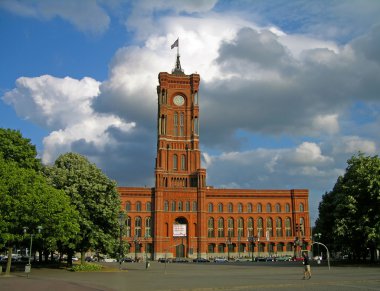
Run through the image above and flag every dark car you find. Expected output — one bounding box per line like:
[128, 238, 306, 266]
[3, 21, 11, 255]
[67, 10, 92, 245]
[172, 257, 189, 263]
[158, 257, 171, 263]
[193, 258, 210, 263]
[121, 257, 135, 263]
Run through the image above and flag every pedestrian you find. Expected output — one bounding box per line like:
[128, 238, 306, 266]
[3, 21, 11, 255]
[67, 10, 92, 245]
[302, 251, 311, 279]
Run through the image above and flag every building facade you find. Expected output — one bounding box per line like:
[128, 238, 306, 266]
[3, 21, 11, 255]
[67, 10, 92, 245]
[118, 55, 310, 260]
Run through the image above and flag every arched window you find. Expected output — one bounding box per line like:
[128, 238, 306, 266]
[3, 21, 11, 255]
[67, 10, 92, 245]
[218, 203, 223, 213]
[247, 217, 254, 237]
[178, 201, 183, 211]
[247, 203, 253, 213]
[218, 218, 224, 237]
[174, 112, 178, 136]
[285, 203, 290, 213]
[238, 203, 243, 213]
[257, 217, 263, 238]
[181, 154, 186, 170]
[185, 201, 190, 211]
[194, 117, 199, 135]
[266, 203, 272, 213]
[285, 217, 292, 237]
[228, 203, 233, 213]
[146, 202, 151, 212]
[227, 218, 234, 238]
[173, 154, 178, 170]
[208, 217, 215, 238]
[135, 217, 142, 237]
[180, 112, 184, 136]
[125, 201, 131, 212]
[300, 217, 305, 236]
[276, 217, 283, 237]
[208, 203, 214, 213]
[136, 201, 141, 212]
[164, 200, 169, 212]
[257, 203, 262, 213]
[192, 201, 197, 211]
[237, 217, 244, 237]
[145, 217, 152, 237]
[126, 216, 131, 237]
[299, 203, 304, 212]
[275, 203, 281, 213]
[266, 217, 273, 238]
[171, 201, 176, 211]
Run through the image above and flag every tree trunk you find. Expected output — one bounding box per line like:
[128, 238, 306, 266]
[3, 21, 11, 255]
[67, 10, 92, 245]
[67, 251, 73, 268]
[5, 246, 13, 276]
[81, 250, 85, 265]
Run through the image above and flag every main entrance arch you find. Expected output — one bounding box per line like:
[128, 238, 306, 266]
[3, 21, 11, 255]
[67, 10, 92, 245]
[174, 217, 188, 257]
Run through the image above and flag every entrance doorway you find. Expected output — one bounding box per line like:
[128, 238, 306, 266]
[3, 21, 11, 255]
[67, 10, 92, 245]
[176, 244, 185, 257]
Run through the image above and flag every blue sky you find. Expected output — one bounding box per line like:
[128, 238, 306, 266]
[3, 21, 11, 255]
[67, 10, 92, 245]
[1, 0, 380, 224]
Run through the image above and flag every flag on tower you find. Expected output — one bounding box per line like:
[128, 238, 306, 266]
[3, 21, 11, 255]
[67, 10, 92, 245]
[171, 38, 179, 49]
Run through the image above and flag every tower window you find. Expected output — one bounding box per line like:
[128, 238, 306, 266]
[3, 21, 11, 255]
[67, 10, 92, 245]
[173, 154, 178, 170]
[181, 154, 186, 170]
[180, 112, 184, 136]
[174, 112, 178, 136]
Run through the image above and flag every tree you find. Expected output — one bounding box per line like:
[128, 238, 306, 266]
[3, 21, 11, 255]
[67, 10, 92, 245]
[45, 153, 121, 265]
[316, 153, 380, 261]
[0, 157, 80, 275]
[0, 128, 41, 170]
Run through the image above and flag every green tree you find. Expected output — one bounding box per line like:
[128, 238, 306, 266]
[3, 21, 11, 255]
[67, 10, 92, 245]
[0, 128, 41, 170]
[45, 153, 121, 265]
[0, 157, 80, 275]
[316, 153, 380, 261]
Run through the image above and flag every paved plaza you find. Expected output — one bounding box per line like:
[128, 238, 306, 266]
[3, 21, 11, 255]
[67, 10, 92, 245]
[1, 261, 379, 291]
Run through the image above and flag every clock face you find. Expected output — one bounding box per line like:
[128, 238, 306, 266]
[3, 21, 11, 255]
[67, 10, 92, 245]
[173, 95, 185, 106]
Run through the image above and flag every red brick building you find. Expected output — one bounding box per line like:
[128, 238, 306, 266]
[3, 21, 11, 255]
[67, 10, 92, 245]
[118, 54, 310, 260]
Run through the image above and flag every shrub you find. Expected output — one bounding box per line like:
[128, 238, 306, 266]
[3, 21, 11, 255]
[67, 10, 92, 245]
[70, 263, 103, 272]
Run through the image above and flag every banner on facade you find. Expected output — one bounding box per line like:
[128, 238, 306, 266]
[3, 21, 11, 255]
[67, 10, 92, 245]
[173, 224, 187, 237]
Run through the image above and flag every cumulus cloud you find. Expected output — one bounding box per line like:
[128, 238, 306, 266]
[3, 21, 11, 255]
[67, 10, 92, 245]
[2, 75, 135, 164]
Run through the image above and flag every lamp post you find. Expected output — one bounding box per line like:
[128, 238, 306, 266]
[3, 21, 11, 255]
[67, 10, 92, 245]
[23, 226, 42, 278]
[144, 235, 150, 269]
[118, 212, 125, 269]
[133, 235, 140, 262]
[314, 233, 322, 261]
[226, 237, 231, 261]
[248, 236, 256, 262]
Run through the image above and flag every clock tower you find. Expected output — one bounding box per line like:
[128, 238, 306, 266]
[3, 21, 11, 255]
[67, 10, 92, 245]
[154, 54, 206, 189]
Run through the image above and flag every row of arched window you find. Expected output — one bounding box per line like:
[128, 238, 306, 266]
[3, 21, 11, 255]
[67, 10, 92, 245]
[124, 201, 305, 213]
[207, 217, 305, 238]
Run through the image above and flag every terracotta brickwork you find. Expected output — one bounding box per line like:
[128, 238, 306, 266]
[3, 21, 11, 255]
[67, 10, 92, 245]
[118, 64, 310, 260]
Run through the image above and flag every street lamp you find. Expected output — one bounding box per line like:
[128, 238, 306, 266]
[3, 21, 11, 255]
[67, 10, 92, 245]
[23, 225, 42, 278]
[314, 233, 322, 261]
[118, 212, 125, 269]
[132, 235, 140, 262]
[226, 237, 232, 261]
[248, 236, 256, 262]
[294, 237, 302, 258]
[144, 235, 150, 269]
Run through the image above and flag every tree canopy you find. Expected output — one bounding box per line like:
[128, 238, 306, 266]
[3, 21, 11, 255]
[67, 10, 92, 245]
[0, 128, 41, 170]
[45, 152, 121, 264]
[315, 153, 380, 261]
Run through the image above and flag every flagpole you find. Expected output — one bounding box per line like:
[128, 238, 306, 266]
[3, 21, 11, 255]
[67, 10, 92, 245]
[177, 38, 179, 56]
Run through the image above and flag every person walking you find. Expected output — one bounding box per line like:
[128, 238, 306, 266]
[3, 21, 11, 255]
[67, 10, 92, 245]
[302, 251, 311, 279]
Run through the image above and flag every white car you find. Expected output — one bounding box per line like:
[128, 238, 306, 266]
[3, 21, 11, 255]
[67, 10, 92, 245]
[214, 257, 228, 263]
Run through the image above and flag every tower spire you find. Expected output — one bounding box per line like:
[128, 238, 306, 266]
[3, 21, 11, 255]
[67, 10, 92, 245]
[171, 38, 184, 75]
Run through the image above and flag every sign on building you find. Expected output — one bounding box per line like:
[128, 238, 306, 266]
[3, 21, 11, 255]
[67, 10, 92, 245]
[173, 224, 187, 237]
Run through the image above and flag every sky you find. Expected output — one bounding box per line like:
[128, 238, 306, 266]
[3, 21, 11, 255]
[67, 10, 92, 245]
[1, 0, 380, 224]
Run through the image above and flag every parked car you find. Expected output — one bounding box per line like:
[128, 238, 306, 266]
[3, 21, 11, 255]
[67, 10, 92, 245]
[121, 257, 135, 263]
[172, 257, 189, 263]
[193, 258, 210, 263]
[275, 256, 292, 262]
[214, 257, 228, 263]
[158, 257, 172, 263]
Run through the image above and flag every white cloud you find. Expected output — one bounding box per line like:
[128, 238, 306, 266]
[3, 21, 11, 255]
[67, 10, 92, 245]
[332, 136, 377, 155]
[312, 114, 340, 135]
[2, 74, 135, 164]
